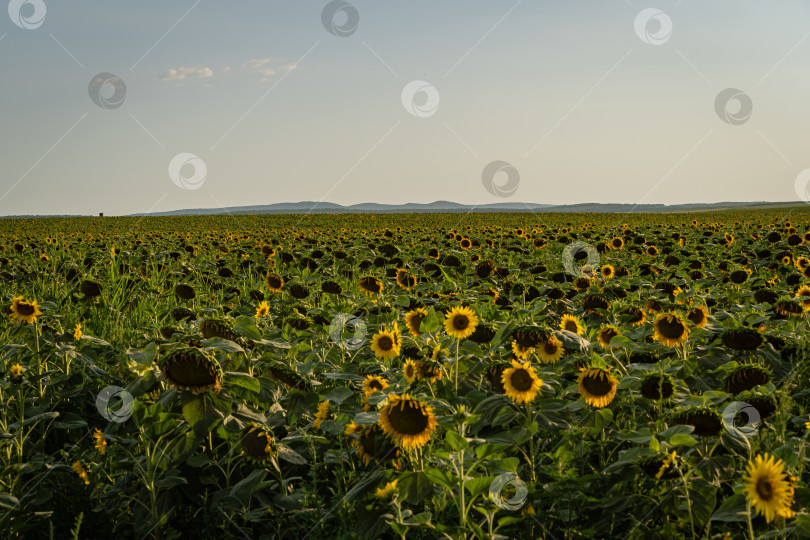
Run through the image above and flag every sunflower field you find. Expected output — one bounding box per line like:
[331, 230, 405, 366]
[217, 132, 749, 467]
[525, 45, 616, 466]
[1, 209, 810, 539]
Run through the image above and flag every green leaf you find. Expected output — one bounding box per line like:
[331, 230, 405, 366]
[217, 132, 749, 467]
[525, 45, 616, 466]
[395, 295, 412, 308]
[464, 477, 493, 498]
[224, 372, 260, 393]
[324, 386, 354, 404]
[202, 338, 244, 353]
[649, 437, 660, 453]
[445, 431, 469, 451]
[424, 468, 455, 491]
[711, 493, 748, 522]
[277, 444, 307, 465]
[669, 434, 698, 447]
[398, 471, 435, 504]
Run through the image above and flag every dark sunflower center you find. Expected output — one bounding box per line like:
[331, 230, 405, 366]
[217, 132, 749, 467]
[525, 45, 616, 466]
[600, 329, 619, 342]
[369, 380, 384, 391]
[452, 315, 469, 331]
[544, 343, 558, 355]
[17, 303, 35, 316]
[510, 368, 533, 391]
[687, 310, 705, 325]
[411, 314, 425, 327]
[405, 365, 415, 378]
[658, 317, 686, 339]
[582, 372, 612, 396]
[361, 429, 376, 454]
[167, 356, 217, 386]
[756, 477, 774, 501]
[564, 321, 578, 332]
[388, 401, 429, 435]
[267, 276, 281, 288]
[378, 336, 393, 351]
[242, 430, 271, 458]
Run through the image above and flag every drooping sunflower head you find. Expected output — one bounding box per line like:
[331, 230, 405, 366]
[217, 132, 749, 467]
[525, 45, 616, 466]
[652, 313, 690, 348]
[721, 327, 763, 351]
[511, 340, 535, 360]
[620, 307, 647, 327]
[669, 407, 722, 437]
[743, 453, 795, 523]
[639, 372, 674, 400]
[379, 394, 438, 450]
[9, 297, 42, 324]
[199, 319, 237, 341]
[597, 325, 621, 348]
[725, 364, 770, 394]
[475, 260, 496, 279]
[241, 423, 275, 460]
[160, 347, 222, 394]
[582, 294, 610, 313]
[577, 367, 618, 408]
[415, 361, 443, 383]
[774, 298, 804, 318]
[795, 285, 810, 311]
[289, 284, 310, 300]
[396, 269, 417, 290]
[501, 359, 543, 404]
[358, 276, 384, 295]
[444, 305, 478, 339]
[174, 283, 196, 301]
[404, 307, 428, 336]
[371, 327, 401, 360]
[536, 335, 563, 365]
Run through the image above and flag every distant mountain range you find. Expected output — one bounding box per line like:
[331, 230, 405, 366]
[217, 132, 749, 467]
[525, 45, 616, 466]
[2, 200, 806, 219]
[128, 200, 806, 217]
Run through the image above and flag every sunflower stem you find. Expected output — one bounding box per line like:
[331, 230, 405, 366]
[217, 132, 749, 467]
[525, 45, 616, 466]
[746, 501, 756, 540]
[454, 339, 460, 394]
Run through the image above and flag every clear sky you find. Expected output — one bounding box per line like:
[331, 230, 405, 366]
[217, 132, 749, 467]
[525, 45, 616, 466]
[2, 0, 810, 216]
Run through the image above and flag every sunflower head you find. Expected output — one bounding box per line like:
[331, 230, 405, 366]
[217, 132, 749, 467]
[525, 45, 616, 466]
[685, 306, 709, 328]
[743, 453, 795, 523]
[379, 394, 438, 450]
[371, 326, 401, 360]
[596, 326, 621, 348]
[363, 374, 389, 398]
[265, 272, 284, 293]
[241, 423, 275, 460]
[403, 358, 418, 384]
[578, 367, 618, 408]
[669, 407, 722, 437]
[444, 306, 478, 339]
[559, 314, 584, 335]
[652, 313, 691, 348]
[501, 359, 543, 404]
[721, 327, 763, 351]
[160, 347, 223, 394]
[9, 297, 42, 324]
[639, 372, 674, 400]
[404, 308, 428, 336]
[725, 364, 770, 394]
[358, 276, 384, 295]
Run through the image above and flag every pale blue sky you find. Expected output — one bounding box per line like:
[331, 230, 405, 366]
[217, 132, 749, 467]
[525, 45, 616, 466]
[2, 1, 810, 215]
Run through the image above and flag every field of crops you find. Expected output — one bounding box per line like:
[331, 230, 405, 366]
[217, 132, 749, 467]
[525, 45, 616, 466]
[1, 208, 810, 539]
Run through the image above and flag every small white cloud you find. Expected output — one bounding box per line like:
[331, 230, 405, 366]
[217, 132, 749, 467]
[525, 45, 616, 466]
[242, 58, 272, 69]
[159, 66, 214, 81]
[280, 64, 298, 71]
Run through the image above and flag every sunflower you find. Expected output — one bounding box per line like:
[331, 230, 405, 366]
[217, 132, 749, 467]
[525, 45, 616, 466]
[404, 308, 428, 336]
[375, 480, 398, 499]
[620, 307, 647, 327]
[597, 325, 621, 348]
[559, 314, 584, 335]
[241, 423, 275, 460]
[774, 299, 804, 317]
[501, 359, 543, 404]
[255, 301, 270, 318]
[725, 365, 770, 394]
[578, 368, 618, 408]
[265, 272, 284, 293]
[349, 424, 399, 467]
[444, 306, 478, 339]
[379, 394, 438, 450]
[313, 399, 330, 430]
[475, 260, 496, 279]
[371, 326, 401, 360]
[743, 454, 795, 523]
[536, 335, 564, 364]
[9, 363, 22, 378]
[93, 428, 107, 455]
[403, 359, 418, 384]
[652, 313, 690, 347]
[795, 285, 810, 311]
[72, 462, 90, 485]
[363, 374, 389, 398]
[721, 328, 763, 350]
[670, 407, 722, 436]
[161, 348, 223, 394]
[73, 323, 83, 340]
[396, 269, 417, 290]
[600, 265, 615, 280]
[358, 276, 384, 295]
[610, 237, 624, 250]
[685, 306, 708, 328]
[639, 373, 674, 400]
[416, 361, 442, 383]
[646, 245, 658, 256]
[511, 340, 534, 360]
[9, 297, 42, 324]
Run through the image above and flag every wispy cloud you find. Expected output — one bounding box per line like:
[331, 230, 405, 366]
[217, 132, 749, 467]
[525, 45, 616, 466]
[242, 58, 272, 69]
[159, 66, 214, 81]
